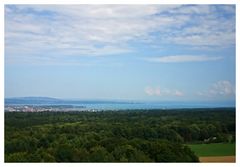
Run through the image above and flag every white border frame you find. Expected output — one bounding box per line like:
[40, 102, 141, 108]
[1, 1, 239, 167]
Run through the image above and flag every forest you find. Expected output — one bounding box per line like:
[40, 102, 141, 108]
[5, 108, 235, 162]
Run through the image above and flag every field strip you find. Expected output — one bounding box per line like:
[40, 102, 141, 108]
[199, 156, 235, 163]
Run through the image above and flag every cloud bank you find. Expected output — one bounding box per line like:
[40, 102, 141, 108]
[5, 5, 235, 65]
[197, 80, 235, 97]
[145, 86, 184, 97]
[145, 55, 223, 63]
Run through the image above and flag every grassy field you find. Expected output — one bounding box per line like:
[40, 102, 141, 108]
[188, 143, 235, 157]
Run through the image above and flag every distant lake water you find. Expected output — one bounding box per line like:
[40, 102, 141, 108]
[68, 102, 235, 110]
[5, 100, 235, 110]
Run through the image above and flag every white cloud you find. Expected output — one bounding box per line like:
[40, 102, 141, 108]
[5, 5, 183, 63]
[144, 86, 184, 97]
[18, 5, 179, 19]
[167, 33, 235, 47]
[145, 55, 223, 63]
[174, 90, 184, 96]
[198, 80, 235, 97]
[167, 17, 235, 47]
[210, 80, 235, 96]
[5, 5, 235, 65]
[169, 5, 212, 15]
[219, 5, 235, 13]
[144, 86, 158, 96]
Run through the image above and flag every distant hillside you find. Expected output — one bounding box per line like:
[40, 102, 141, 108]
[4, 97, 136, 105]
[5, 97, 63, 105]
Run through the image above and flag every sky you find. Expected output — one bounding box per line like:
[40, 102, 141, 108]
[4, 5, 236, 102]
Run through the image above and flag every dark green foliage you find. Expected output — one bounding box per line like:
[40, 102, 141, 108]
[89, 146, 114, 162]
[55, 144, 75, 162]
[5, 108, 235, 162]
[112, 144, 151, 162]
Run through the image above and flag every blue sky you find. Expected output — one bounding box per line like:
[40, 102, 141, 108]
[5, 5, 236, 102]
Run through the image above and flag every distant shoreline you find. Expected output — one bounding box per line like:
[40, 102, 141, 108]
[4, 105, 236, 113]
[4, 97, 235, 111]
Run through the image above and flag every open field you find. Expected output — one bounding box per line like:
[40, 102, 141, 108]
[188, 143, 235, 157]
[199, 156, 235, 162]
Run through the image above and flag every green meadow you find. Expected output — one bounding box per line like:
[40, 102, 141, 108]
[188, 143, 235, 157]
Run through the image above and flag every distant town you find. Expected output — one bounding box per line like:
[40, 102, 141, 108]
[4, 105, 99, 112]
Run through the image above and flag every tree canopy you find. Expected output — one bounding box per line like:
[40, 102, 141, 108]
[5, 108, 235, 162]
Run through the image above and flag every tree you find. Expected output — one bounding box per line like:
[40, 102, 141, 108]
[55, 144, 74, 162]
[89, 146, 114, 162]
[112, 144, 151, 162]
[5, 152, 29, 162]
[189, 124, 200, 141]
[72, 148, 89, 162]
